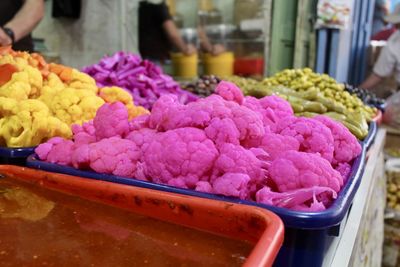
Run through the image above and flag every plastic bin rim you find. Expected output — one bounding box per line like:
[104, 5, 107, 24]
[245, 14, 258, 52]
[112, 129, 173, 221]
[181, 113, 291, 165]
[27, 145, 366, 230]
[0, 165, 284, 267]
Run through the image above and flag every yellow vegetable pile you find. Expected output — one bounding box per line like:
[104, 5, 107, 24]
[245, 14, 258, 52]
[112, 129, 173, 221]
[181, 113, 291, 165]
[224, 68, 377, 139]
[0, 47, 148, 147]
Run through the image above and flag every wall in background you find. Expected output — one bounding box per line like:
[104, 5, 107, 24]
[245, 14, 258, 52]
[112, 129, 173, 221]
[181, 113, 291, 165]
[33, 0, 138, 68]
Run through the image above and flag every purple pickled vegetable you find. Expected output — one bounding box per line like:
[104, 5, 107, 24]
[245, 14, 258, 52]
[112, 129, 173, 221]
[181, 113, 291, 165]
[83, 51, 198, 109]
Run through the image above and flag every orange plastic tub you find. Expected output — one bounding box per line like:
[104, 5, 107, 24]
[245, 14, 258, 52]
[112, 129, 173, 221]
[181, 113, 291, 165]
[0, 165, 284, 267]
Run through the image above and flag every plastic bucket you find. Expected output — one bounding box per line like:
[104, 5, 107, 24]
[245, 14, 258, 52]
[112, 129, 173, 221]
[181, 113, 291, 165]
[171, 52, 198, 79]
[203, 52, 234, 76]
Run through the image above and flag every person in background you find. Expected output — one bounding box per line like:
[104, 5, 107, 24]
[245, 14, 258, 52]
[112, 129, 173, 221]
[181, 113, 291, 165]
[138, 0, 196, 62]
[360, 4, 400, 90]
[372, 0, 390, 36]
[0, 0, 45, 52]
[371, 25, 397, 41]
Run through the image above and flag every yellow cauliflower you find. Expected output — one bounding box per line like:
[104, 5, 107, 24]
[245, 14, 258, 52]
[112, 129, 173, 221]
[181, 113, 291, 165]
[46, 88, 105, 125]
[24, 65, 43, 98]
[0, 71, 31, 100]
[99, 86, 149, 119]
[68, 69, 98, 94]
[0, 97, 71, 147]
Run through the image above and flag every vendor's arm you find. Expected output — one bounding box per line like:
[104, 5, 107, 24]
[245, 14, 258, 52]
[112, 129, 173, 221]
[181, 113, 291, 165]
[0, 0, 44, 45]
[198, 26, 225, 55]
[360, 43, 395, 90]
[163, 20, 196, 55]
[359, 73, 383, 90]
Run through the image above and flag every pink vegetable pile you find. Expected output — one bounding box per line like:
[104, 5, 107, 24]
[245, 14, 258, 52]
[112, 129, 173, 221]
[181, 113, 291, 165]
[36, 81, 362, 212]
[82, 51, 198, 109]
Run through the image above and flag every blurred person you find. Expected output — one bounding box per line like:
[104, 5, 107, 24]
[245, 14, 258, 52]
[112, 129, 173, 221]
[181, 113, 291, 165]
[360, 4, 400, 90]
[371, 25, 397, 41]
[0, 0, 45, 52]
[138, 0, 196, 62]
[197, 26, 226, 56]
[372, 0, 390, 36]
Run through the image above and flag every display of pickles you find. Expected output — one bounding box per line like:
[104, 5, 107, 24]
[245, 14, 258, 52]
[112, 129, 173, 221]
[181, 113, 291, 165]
[387, 168, 400, 210]
[225, 68, 378, 140]
[182, 75, 221, 97]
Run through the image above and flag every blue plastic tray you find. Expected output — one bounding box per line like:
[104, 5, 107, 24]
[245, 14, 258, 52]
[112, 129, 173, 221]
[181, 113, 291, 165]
[27, 145, 366, 267]
[26, 145, 366, 229]
[363, 121, 377, 150]
[0, 146, 36, 165]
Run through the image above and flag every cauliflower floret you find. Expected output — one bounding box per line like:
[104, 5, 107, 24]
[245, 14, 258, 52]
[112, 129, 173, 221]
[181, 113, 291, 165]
[68, 69, 98, 93]
[23, 65, 43, 98]
[46, 87, 105, 125]
[314, 115, 362, 165]
[70, 137, 141, 177]
[93, 102, 130, 140]
[149, 94, 265, 145]
[0, 71, 31, 100]
[45, 139, 74, 166]
[0, 98, 71, 147]
[256, 186, 337, 211]
[90, 137, 141, 177]
[243, 132, 300, 161]
[278, 117, 335, 163]
[195, 181, 214, 193]
[98, 86, 149, 119]
[215, 81, 244, 104]
[243, 95, 294, 132]
[335, 162, 352, 183]
[204, 117, 241, 146]
[212, 173, 250, 199]
[71, 120, 96, 145]
[268, 151, 343, 193]
[35, 137, 65, 161]
[212, 143, 268, 196]
[142, 127, 219, 188]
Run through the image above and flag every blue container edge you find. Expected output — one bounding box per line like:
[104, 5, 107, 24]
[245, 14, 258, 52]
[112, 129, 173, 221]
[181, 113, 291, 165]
[0, 146, 36, 158]
[363, 121, 377, 150]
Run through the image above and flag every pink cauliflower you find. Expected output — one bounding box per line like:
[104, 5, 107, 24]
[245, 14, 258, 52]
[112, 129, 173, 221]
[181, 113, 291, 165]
[278, 117, 335, 163]
[243, 95, 294, 132]
[212, 143, 268, 196]
[212, 173, 250, 199]
[204, 118, 241, 146]
[215, 81, 244, 104]
[129, 114, 150, 131]
[35, 137, 74, 166]
[314, 115, 362, 165]
[256, 186, 337, 211]
[195, 181, 213, 193]
[93, 102, 130, 140]
[148, 93, 265, 145]
[125, 128, 157, 155]
[142, 127, 219, 189]
[335, 162, 352, 183]
[148, 94, 188, 131]
[243, 132, 300, 160]
[268, 151, 343, 193]
[72, 120, 96, 145]
[71, 137, 140, 178]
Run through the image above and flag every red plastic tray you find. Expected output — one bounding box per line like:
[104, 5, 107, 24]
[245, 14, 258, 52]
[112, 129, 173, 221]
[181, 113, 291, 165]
[0, 165, 284, 267]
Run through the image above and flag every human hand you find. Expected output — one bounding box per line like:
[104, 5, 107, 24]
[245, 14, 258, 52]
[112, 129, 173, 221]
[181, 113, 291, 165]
[183, 44, 197, 55]
[0, 28, 12, 46]
[211, 44, 226, 56]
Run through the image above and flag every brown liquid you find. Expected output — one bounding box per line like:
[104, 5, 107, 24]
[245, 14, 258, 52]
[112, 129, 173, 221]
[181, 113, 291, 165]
[0, 178, 252, 267]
